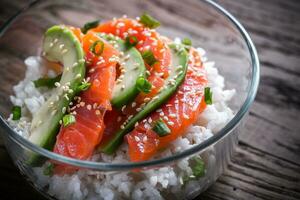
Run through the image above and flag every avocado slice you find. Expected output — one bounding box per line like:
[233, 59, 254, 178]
[100, 34, 146, 108]
[28, 26, 85, 156]
[99, 43, 189, 154]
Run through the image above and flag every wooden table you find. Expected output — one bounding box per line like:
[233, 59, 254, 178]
[0, 0, 299, 199]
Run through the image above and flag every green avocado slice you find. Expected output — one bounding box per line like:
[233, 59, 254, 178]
[99, 34, 146, 109]
[98, 43, 189, 154]
[28, 25, 85, 154]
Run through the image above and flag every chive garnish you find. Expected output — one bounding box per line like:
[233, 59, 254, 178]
[136, 76, 152, 94]
[152, 118, 171, 137]
[77, 82, 91, 92]
[191, 157, 205, 177]
[125, 35, 138, 49]
[62, 114, 76, 127]
[139, 13, 161, 29]
[81, 20, 100, 34]
[43, 163, 54, 176]
[182, 38, 192, 46]
[33, 74, 62, 88]
[12, 106, 21, 120]
[90, 40, 104, 56]
[142, 50, 158, 66]
[204, 87, 213, 105]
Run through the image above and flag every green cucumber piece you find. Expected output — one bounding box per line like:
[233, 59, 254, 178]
[100, 34, 146, 108]
[28, 25, 85, 157]
[99, 43, 188, 154]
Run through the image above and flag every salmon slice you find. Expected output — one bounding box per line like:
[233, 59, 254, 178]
[92, 18, 171, 103]
[126, 48, 208, 162]
[53, 31, 119, 168]
[92, 18, 172, 145]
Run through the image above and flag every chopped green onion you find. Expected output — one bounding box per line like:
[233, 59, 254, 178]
[90, 40, 104, 56]
[204, 87, 213, 105]
[142, 50, 158, 66]
[182, 38, 192, 46]
[152, 118, 171, 137]
[33, 74, 62, 88]
[62, 114, 76, 127]
[136, 76, 152, 94]
[77, 82, 91, 92]
[81, 20, 100, 34]
[125, 35, 138, 48]
[139, 13, 161, 29]
[43, 163, 54, 176]
[12, 106, 21, 120]
[191, 157, 205, 178]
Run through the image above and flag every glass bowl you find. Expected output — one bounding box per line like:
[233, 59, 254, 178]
[0, 0, 259, 199]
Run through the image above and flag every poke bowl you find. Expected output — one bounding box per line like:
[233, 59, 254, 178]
[0, 0, 259, 199]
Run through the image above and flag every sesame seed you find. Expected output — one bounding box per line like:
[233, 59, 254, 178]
[59, 44, 64, 49]
[167, 121, 174, 126]
[163, 116, 169, 121]
[72, 111, 77, 115]
[95, 110, 101, 115]
[121, 105, 126, 112]
[54, 82, 61, 87]
[62, 49, 68, 54]
[128, 115, 133, 120]
[93, 103, 98, 109]
[156, 109, 162, 113]
[62, 107, 66, 113]
[134, 136, 140, 142]
[144, 97, 150, 102]
[49, 42, 54, 47]
[76, 74, 81, 78]
[120, 125, 125, 129]
[132, 102, 137, 108]
[80, 102, 85, 107]
[89, 68, 95, 73]
[59, 120, 62, 125]
[64, 94, 69, 100]
[148, 118, 152, 123]
[87, 104, 92, 110]
[183, 114, 189, 119]
[143, 136, 148, 143]
[169, 113, 176, 118]
[159, 112, 164, 116]
[121, 85, 125, 90]
[53, 38, 58, 43]
[134, 122, 139, 127]
[136, 107, 142, 112]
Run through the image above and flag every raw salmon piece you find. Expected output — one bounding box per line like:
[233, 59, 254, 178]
[126, 48, 208, 162]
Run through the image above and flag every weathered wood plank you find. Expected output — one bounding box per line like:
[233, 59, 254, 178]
[0, 0, 299, 200]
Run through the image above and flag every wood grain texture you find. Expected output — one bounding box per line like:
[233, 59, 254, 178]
[0, 0, 299, 200]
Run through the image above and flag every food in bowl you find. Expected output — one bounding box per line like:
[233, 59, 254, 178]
[7, 14, 235, 200]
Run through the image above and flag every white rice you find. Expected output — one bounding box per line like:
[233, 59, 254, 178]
[7, 43, 235, 200]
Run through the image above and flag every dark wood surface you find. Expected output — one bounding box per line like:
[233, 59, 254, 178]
[0, 0, 299, 199]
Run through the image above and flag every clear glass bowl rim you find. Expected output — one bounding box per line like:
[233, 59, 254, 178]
[0, 0, 260, 171]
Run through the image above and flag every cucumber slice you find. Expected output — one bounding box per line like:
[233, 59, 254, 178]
[99, 43, 188, 154]
[100, 34, 146, 108]
[29, 26, 85, 154]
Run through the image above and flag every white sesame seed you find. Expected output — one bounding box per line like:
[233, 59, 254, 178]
[121, 105, 126, 112]
[87, 104, 92, 110]
[143, 136, 148, 143]
[134, 122, 139, 127]
[59, 44, 64, 49]
[163, 116, 169, 121]
[62, 107, 66, 113]
[167, 121, 174, 126]
[134, 136, 140, 142]
[59, 120, 62, 125]
[120, 125, 125, 129]
[144, 97, 150, 102]
[169, 113, 176, 118]
[183, 114, 189, 119]
[132, 102, 137, 108]
[136, 107, 142, 112]
[95, 110, 101, 115]
[49, 42, 54, 47]
[62, 49, 68, 54]
[93, 103, 98, 109]
[54, 82, 61, 87]
[159, 112, 164, 116]
[80, 102, 85, 107]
